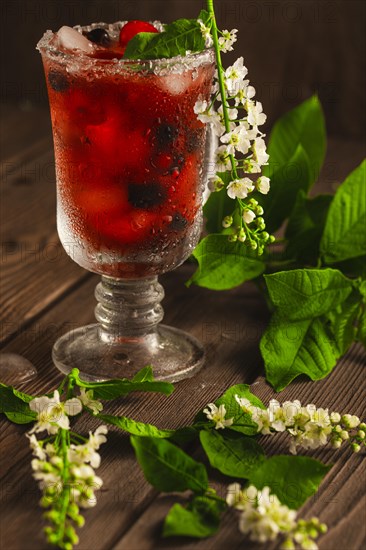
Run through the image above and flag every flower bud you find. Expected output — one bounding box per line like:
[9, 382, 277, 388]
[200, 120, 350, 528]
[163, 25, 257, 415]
[243, 210, 256, 224]
[238, 228, 246, 242]
[357, 430, 365, 440]
[228, 234, 238, 242]
[222, 215, 233, 228]
[208, 176, 225, 192]
[351, 443, 361, 453]
[359, 422, 366, 431]
[340, 430, 349, 440]
[250, 241, 258, 250]
[330, 412, 341, 424]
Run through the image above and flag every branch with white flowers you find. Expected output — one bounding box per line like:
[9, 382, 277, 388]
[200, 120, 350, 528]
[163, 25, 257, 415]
[196, 0, 274, 253]
[204, 398, 366, 455]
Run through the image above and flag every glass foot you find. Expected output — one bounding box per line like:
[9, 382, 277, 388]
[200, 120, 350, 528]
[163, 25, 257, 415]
[0, 353, 37, 385]
[52, 323, 205, 382]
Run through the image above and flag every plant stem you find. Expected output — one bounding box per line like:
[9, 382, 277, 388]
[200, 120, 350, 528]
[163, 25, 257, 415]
[207, 0, 238, 179]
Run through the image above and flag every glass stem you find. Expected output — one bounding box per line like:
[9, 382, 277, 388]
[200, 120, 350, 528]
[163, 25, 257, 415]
[94, 276, 165, 343]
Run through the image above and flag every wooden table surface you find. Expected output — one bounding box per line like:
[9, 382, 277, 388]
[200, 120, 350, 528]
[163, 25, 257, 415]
[1, 104, 365, 550]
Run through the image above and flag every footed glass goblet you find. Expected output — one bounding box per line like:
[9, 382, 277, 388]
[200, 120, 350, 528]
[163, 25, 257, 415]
[38, 22, 215, 382]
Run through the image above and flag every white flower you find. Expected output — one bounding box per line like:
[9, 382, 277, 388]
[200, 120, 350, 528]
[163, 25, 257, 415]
[194, 100, 224, 136]
[227, 178, 254, 199]
[203, 403, 234, 430]
[224, 57, 248, 95]
[88, 425, 108, 450]
[235, 395, 257, 416]
[219, 29, 238, 52]
[229, 484, 297, 543]
[29, 391, 82, 434]
[234, 84, 256, 106]
[221, 125, 250, 155]
[27, 433, 47, 460]
[79, 388, 103, 415]
[198, 19, 213, 48]
[247, 101, 267, 126]
[256, 176, 270, 194]
[252, 137, 269, 166]
[68, 444, 101, 469]
[342, 414, 360, 429]
[243, 210, 256, 224]
[215, 145, 231, 172]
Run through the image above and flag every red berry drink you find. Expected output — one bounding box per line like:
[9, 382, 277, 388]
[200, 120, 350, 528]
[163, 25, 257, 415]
[38, 22, 215, 278]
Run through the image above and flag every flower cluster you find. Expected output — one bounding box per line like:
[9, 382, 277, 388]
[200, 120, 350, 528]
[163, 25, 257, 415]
[27, 387, 107, 549]
[227, 484, 327, 549]
[196, 19, 274, 253]
[203, 403, 234, 429]
[235, 397, 365, 455]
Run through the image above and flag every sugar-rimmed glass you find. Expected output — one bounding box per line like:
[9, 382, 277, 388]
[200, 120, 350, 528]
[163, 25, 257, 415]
[38, 22, 215, 382]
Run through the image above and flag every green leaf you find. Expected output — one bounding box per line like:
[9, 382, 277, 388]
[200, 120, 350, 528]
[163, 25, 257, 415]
[248, 455, 331, 509]
[97, 414, 175, 438]
[326, 290, 362, 355]
[358, 309, 366, 346]
[264, 95, 326, 182]
[131, 366, 154, 383]
[163, 495, 225, 538]
[215, 384, 265, 435]
[261, 313, 340, 391]
[265, 268, 353, 321]
[0, 384, 37, 424]
[321, 160, 366, 263]
[73, 370, 174, 400]
[203, 172, 235, 234]
[124, 12, 209, 60]
[187, 234, 265, 290]
[131, 436, 208, 493]
[285, 192, 333, 263]
[260, 144, 313, 233]
[200, 431, 265, 478]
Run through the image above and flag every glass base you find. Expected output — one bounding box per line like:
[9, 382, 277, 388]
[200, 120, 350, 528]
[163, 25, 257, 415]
[0, 353, 37, 385]
[52, 323, 205, 382]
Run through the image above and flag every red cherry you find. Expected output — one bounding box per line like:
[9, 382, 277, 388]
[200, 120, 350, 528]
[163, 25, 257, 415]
[119, 21, 159, 48]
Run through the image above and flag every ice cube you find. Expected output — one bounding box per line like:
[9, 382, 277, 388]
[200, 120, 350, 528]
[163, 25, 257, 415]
[57, 26, 95, 54]
[159, 73, 192, 96]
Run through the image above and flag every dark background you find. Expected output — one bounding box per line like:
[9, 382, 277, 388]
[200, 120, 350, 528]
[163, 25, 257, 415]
[0, 0, 365, 138]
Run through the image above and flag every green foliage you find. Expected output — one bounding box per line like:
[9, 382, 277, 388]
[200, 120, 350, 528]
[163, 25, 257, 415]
[130, 436, 208, 493]
[163, 496, 225, 538]
[97, 414, 175, 438]
[199, 430, 265, 478]
[187, 234, 265, 290]
[194, 93, 365, 391]
[0, 384, 37, 424]
[285, 192, 333, 263]
[247, 455, 331, 509]
[72, 367, 174, 399]
[264, 269, 354, 320]
[124, 11, 209, 60]
[214, 383, 264, 435]
[320, 160, 366, 264]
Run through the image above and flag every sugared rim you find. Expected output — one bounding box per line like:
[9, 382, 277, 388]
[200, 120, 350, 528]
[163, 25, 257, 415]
[37, 21, 215, 74]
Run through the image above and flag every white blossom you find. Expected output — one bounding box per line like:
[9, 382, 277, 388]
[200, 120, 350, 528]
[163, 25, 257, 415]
[203, 403, 234, 430]
[215, 145, 231, 172]
[27, 433, 47, 460]
[247, 101, 267, 126]
[29, 390, 82, 434]
[234, 84, 256, 106]
[194, 100, 225, 136]
[208, 175, 225, 192]
[252, 137, 269, 166]
[256, 176, 270, 194]
[219, 29, 238, 52]
[221, 124, 250, 155]
[198, 19, 213, 48]
[227, 178, 255, 200]
[79, 388, 103, 415]
[224, 57, 248, 95]
[243, 210, 256, 224]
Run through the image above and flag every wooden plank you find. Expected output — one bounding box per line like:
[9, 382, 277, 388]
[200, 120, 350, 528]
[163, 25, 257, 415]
[0, 104, 51, 161]
[0, 143, 88, 345]
[0, 265, 269, 549]
[112, 343, 366, 550]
